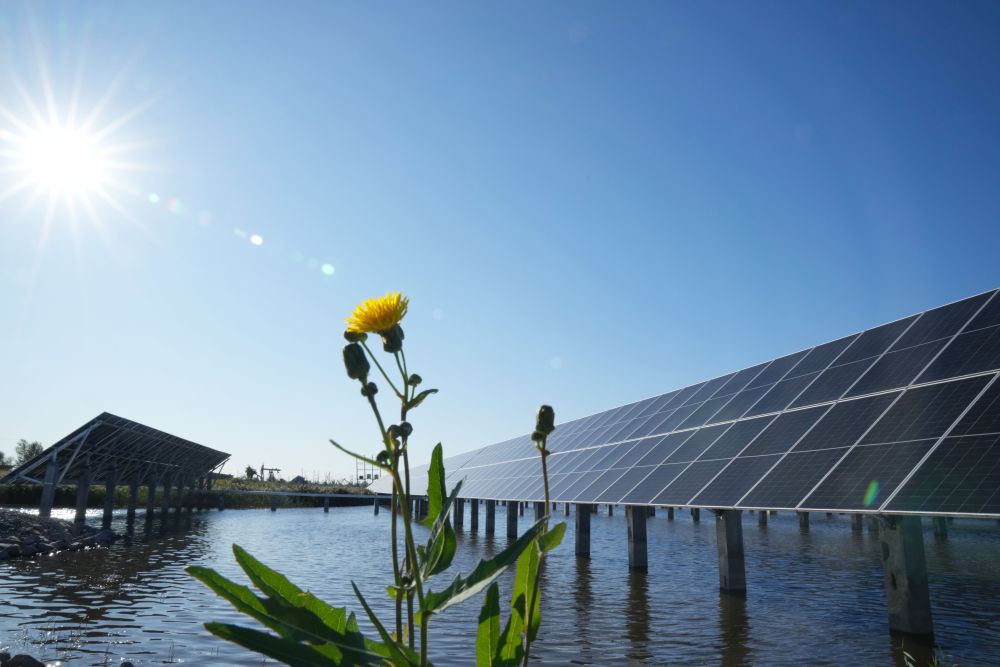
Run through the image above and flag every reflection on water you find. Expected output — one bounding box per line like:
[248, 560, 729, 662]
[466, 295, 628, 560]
[2, 507, 1000, 665]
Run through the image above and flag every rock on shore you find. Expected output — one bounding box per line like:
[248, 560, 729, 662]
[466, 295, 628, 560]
[0, 509, 116, 560]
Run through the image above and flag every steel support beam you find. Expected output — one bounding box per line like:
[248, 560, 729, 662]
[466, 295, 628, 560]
[575, 503, 592, 557]
[38, 453, 60, 518]
[627, 505, 648, 571]
[716, 509, 746, 595]
[880, 516, 934, 638]
[485, 499, 496, 535]
[507, 501, 519, 539]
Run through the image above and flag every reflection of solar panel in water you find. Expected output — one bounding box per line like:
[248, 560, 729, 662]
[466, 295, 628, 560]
[373, 289, 1000, 517]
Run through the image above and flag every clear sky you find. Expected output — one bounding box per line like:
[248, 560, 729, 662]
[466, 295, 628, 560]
[1, 2, 998, 482]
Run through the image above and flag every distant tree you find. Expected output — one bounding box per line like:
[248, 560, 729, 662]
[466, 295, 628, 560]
[15, 439, 43, 466]
[0, 450, 8, 466]
[244, 465, 258, 480]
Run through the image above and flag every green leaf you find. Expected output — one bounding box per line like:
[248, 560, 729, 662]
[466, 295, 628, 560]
[330, 439, 386, 470]
[423, 443, 447, 528]
[476, 583, 501, 667]
[203, 622, 343, 666]
[351, 581, 421, 667]
[420, 517, 548, 620]
[538, 522, 566, 554]
[405, 388, 438, 411]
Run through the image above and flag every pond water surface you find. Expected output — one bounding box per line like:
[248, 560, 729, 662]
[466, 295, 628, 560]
[1, 504, 999, 665]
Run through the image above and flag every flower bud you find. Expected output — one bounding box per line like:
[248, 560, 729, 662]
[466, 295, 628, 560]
[344, 330, 368, 343]
[381, 324, 405, 353]
[399, 422, 413, 437]
[387, 424, 401, 440]
[408, 373, 422, 387]
[343, 343, 370, 381]
[361, 382, 378, 397]
[531, 430, 545, 442]
[535, 405, 555, 436]
[376, 451, 390, 465]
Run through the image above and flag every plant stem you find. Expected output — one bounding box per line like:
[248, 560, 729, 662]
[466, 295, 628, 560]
[361, 340, 404, 398]
[521, 435, 551, 667]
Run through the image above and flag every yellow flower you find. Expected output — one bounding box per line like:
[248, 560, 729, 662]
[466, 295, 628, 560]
[345, 292, 409, 333]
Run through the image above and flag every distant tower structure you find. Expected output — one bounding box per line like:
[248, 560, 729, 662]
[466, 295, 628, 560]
[356, 456, 380, 486]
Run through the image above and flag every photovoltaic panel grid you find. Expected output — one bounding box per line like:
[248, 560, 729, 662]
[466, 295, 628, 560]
[372, 288, 1000, 517]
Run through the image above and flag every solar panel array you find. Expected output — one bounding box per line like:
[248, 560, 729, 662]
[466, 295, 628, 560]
[0, 412, 231, 486]
[373, 289, 1000, 517]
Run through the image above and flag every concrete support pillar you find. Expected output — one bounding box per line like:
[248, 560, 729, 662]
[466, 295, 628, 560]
[627, 505, 648, 571]
[758, 510, 768, 526]
[534, 501, 545, 522]
[103, 468, 119, 529]
[270, 495, 278, 512]
[607, 504, 614, 517]
[880, 516, 934, 638]
[507, 501, 519, 539]
[867, 515, 881, 535]
[324, 497, 330, 513]
[174, 478, 185, 510]
[933, 517, 948, 538]
[851, 514, 864, 532]
[563, 502, 570, 517]
[74, 464, 92, 525]
[648, 506, 655, 517]
[145, 481, 157, 516]
[454, 498, 464, 529]
[485, 499, 496, 535]
[799, 511, 810, 530]
[218, 494, 226, 510]
[826, 512, 834, 518]
[691, 508, 700, 522]
[592, 504, 598, 513]
[667, 507, 674, 521]
[470, 499, 479, 532]
[374, 497, 380, 515]
[127, 478, 140, 523]
[576, 503, 592, 557]
[38, 453, 60, 518]
[716, 509, 746, 595]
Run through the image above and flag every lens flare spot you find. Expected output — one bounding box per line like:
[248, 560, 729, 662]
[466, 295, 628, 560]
[863, 480, 880, 507]
[166, 197, 184, 214]
[249, 234, 263, 246]
[321, 263, 335, 275]
[147, 192, 159, 203]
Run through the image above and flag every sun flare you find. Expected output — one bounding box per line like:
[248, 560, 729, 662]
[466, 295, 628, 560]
[15, 123, 109, 196]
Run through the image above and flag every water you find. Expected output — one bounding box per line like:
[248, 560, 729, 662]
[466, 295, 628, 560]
[2, 505, 999, 665]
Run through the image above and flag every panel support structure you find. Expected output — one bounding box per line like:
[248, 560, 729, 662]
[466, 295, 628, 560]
[799, 511, 810, 530]
[667, 507, 674, 521]
[851, 514, 863, 532]
[880, 515, 934, 638]
[507, 501, 519, 539]
[324, 497, 330, 513]
[74, 461, 92, 526]
[758, 510, 768, 526]
[691, 508, 700, 522]
[716, 509, 746, 595]
[103, 467, 119, 529]
[932, 517, 947, 538]
[576, 503, 592, 557]
[485, 499, 496, 535]
[470, 498, 479, 532]
[127, 477, 140, 523]
[453, 498, 464, 529]
[627, 505, 647, 570]
[534, 501, 545, 522]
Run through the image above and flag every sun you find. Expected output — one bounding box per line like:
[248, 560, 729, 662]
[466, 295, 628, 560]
[14, 122, 110, 196]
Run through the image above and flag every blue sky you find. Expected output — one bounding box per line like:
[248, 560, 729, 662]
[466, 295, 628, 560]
[1, 2, 998, 481]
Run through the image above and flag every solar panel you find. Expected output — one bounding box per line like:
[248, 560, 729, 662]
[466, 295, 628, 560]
[373, 289, 1000, 517]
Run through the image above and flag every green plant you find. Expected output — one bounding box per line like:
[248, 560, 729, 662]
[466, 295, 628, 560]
[188, 292, 564, 665]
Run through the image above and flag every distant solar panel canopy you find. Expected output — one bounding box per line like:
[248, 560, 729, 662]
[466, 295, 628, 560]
[376, 288, 1000, 519]
[1, 412, 230, 518]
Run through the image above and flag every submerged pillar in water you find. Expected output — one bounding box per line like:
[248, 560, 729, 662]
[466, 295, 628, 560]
[880, 515, 934, 639]
[39, 452, 60, 519]
[373, 497, 380, 515]
[716, 509, 746, 595]
[758, 509, 768, 526]
[453, 497, 464, 529]
[534, 501, 545, 522]
[851, 514, 863, 532]
[324, 497, 330, 513]
[270, 495, 277, 512]
[75, 459, 92, 526]
[103, 467, 119, 529]
[932, 517, 948, 538]
[607, 504, 614, 517]
[691, 508, 700, 522]
[470, 498, 479, 531]
[127, 477, 140, 523]
[563, 502, 570, 517]
[627, 505, 648, 571]
[575, 503, 592, 557]
[799, 512, 810, 531]
[507, 501, 519, 539]
[485, 499, 496, 535]
[667, 506, 674, 521]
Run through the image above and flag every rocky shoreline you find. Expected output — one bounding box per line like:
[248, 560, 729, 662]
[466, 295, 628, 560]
[0, 509, 117, 560]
